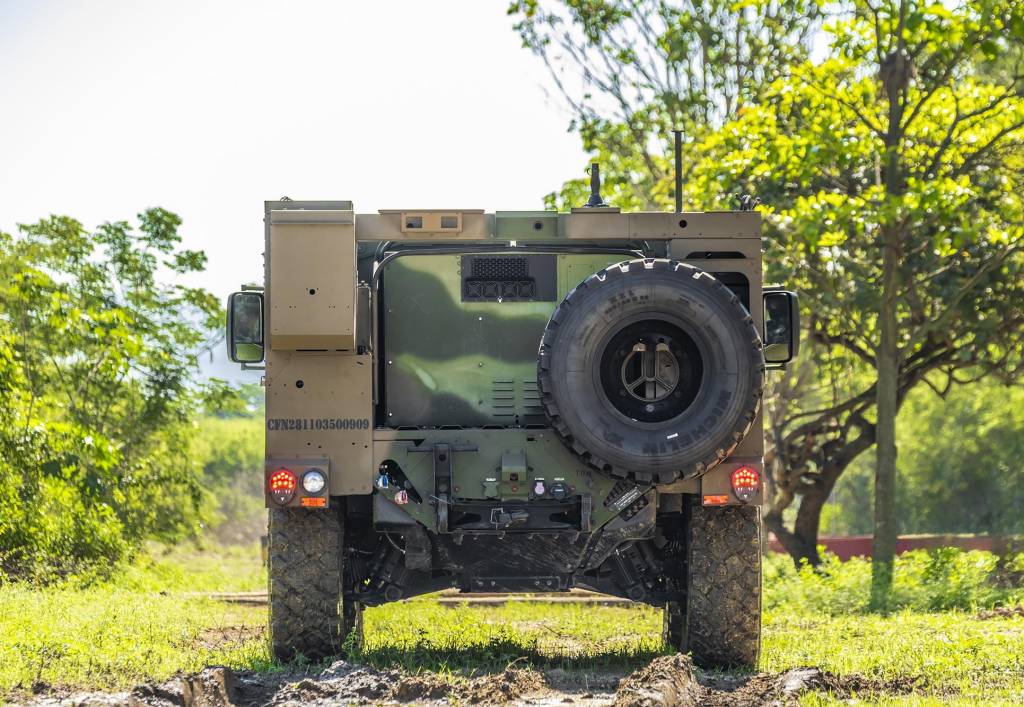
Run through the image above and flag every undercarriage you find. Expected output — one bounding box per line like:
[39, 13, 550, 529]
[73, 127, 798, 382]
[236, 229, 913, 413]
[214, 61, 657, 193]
[344, 487, 683, 607]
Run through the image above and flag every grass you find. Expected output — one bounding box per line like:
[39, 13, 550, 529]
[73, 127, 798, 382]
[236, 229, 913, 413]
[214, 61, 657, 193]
[0, 545, 1022, 704]
[765, 610, 1024, 704]
[356, 599, 665, 673]
[0, 543, 271, 697]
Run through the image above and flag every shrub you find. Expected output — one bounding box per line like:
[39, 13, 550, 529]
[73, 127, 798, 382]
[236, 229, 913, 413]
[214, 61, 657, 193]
[0, 211, 219, 582]
[765, 548, 1024, 615]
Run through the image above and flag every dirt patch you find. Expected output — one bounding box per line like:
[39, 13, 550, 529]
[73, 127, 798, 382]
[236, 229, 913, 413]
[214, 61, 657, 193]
[391, 674, 452, 702]
[461, 668, 545, 703]
[694, 672, 780, 706]
[976, 605, 1024, 620]
[390, 667, 545, 704]
[767, 667, 922, 703]
[614, 654, 701, 706]
[13, 657, 930, 706]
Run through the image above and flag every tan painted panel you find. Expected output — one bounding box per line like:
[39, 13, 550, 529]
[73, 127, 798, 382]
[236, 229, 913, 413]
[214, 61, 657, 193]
[266, 353, 373, 495]
[269, 213, 355, 350]
[358, 212, 491, 240]
[561, 212, 630, 238]
[631, 211, 760, 239]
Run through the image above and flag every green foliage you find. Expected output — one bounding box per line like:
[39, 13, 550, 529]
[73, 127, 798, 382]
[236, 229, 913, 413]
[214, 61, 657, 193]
[518, 0, 1024, 565]
[508, 0, 822, 210]
[827, 376, 1024, 536]
[0, 210, 221, 581]
[117, 543, 266, 594]
[189, 415, 266, 544]
[201, 380, 265, 418]
[764, 549, 1024, 615]
[702, 7, 1024, 571]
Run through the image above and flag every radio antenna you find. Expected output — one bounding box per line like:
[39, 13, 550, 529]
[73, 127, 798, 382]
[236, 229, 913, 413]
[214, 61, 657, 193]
[673, 129, 683, 213]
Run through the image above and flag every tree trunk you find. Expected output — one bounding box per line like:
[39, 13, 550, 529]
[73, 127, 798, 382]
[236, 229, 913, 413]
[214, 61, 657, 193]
[871, 229, 900, 609]
[765, 458, 854, 567]
[871, 1, 909, 608]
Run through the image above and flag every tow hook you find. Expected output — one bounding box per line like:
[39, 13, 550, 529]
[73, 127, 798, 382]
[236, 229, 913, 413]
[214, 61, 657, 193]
[490, 508, 529, 530]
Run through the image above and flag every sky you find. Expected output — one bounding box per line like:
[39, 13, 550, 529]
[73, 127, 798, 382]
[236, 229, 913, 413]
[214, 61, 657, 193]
[0, 0, 588, 379]
[0, 0, 586, 294]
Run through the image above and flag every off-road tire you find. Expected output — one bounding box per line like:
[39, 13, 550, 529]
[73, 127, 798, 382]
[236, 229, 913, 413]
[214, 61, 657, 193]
[268, 506, 362, 662]
[538, 258, 764, 484]
[674, 501, 762, 669]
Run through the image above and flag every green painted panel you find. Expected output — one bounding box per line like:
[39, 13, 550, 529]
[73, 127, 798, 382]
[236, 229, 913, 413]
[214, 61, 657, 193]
[373, 429, 624, 527]
[382, 253, 624, 428]
[494, 211, 559, 239]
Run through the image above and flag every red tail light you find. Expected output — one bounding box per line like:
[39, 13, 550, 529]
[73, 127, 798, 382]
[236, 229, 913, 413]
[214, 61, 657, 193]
[269, 469, 297, 505]
[730, 466, 759, 502]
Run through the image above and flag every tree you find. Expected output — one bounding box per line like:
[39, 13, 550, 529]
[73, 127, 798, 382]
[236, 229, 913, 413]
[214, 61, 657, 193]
[687, 1, 1024, 606]
[512, 1, 1024, 595]
[508, 0, 822, 209]
[0, 210, 221, 579]
[826, 376, 1024, 537]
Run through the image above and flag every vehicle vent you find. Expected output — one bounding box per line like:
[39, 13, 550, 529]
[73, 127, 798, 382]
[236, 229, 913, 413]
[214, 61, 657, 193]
[461, 254, 556, 302]
[472, 256, 529, 279]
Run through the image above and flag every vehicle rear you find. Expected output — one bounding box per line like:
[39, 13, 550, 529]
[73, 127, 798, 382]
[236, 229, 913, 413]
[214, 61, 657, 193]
[226, 182, 798, 668]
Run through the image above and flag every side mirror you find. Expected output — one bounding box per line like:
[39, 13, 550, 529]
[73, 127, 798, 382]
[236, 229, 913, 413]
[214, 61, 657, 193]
[762, 289, 799, 368]
[226, 291, 265, 364]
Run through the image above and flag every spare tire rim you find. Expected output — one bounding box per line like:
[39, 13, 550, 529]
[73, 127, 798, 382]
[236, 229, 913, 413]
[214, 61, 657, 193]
[620, 341, 679, 403]
[599, 319, 704, 423]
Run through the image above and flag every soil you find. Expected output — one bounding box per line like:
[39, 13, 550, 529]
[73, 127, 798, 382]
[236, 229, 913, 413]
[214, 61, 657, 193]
[12, 656, 925, 707]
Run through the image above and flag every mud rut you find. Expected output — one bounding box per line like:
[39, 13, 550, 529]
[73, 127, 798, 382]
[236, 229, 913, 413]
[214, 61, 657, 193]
[18, 655, 920, 706]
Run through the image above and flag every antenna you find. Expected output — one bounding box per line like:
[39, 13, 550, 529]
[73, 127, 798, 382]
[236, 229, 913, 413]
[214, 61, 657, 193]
[673, 129, 683, 213]
[584, 163, 608, 208]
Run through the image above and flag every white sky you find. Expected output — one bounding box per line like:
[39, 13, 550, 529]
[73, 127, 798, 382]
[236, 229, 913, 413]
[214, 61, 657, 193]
[0, 0, 586, 301]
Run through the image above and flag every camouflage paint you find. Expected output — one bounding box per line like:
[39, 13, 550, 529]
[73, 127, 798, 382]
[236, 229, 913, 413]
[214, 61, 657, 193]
[382, 254, 624, 428]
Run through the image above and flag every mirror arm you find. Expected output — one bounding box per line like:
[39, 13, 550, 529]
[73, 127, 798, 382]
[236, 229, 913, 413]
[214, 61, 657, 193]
[788, 291, 801, 361]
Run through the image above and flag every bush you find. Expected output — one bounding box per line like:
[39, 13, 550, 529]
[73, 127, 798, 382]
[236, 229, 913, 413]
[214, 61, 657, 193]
[190, 415, 266, 545]
[0, 211, 220, 582]
[765, 548, 1024, 615]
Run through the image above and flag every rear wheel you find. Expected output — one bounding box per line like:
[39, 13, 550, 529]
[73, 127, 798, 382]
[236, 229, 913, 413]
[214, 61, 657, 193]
[268, 506, 362, 661]
[664, 500, 762, 669]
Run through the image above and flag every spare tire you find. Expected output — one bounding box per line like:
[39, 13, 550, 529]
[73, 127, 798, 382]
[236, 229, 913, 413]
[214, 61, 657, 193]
[538, 259, 764, 484]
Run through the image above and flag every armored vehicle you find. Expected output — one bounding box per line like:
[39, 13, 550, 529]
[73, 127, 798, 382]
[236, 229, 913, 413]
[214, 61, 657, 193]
[227, 165, 798, 669]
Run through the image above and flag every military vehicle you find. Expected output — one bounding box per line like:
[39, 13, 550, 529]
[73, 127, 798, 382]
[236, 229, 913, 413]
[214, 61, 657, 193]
[226, 163, 798, 669]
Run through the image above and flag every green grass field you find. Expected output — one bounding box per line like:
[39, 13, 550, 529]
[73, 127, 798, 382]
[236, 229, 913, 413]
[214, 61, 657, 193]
[1, 545, 1022, 704]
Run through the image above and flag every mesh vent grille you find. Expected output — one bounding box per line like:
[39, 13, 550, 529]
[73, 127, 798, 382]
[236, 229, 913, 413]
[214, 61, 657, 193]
[461, 254, 556, 302]
[471, 257, 529, 279]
